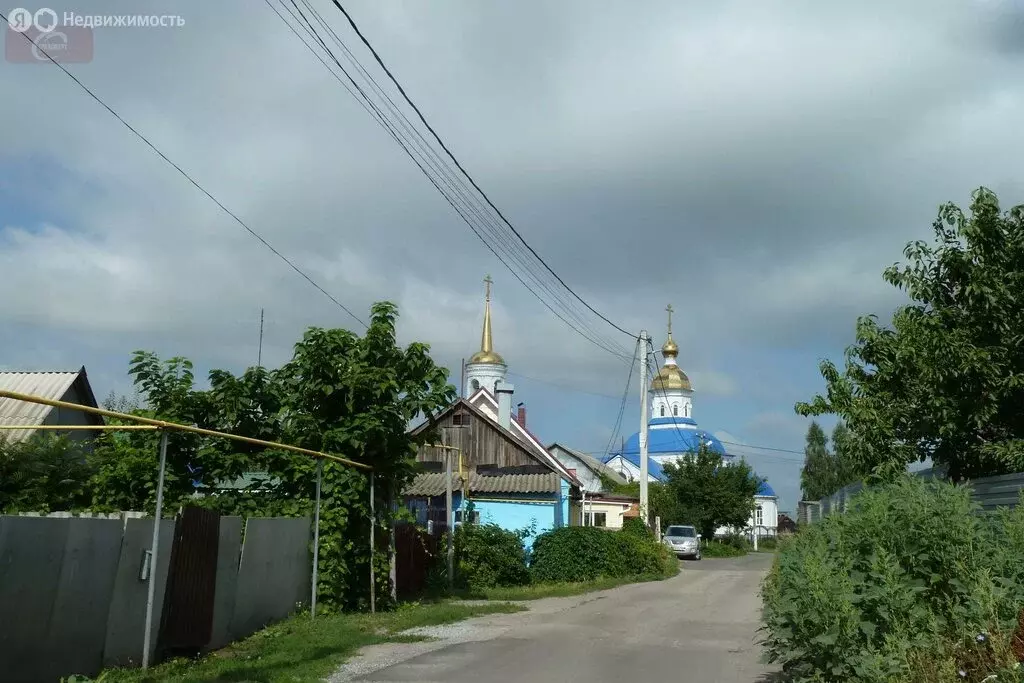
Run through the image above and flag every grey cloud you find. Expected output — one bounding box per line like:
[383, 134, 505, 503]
[2, 0, 1023, 472]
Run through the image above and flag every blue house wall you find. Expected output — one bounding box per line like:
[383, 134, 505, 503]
[469, 494, 565, 550]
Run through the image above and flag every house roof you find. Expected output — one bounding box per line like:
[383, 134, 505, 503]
[411, 393, 580, 487]
[404, 471, 561, 497]
[0, 367, 102, 443]
[603, 451, 666, 481]
[466, 389, 579, 485]
[548, 443, 626, 485]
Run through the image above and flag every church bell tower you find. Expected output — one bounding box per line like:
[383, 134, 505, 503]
[464, 275, 508, 397]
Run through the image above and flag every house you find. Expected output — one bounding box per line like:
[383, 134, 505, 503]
[406, 388, 581, 549]
[547, 443, 638, 529]
[548, 443, 626, 493]
[0, 367, 104, 443]
[404, 275, 580, 548]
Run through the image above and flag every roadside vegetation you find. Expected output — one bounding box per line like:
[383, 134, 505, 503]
[444, 516, 678, 600]
[84, 601, 522, 683]
[768, 190, 1024, 681]
[762, 478, 1024, 682]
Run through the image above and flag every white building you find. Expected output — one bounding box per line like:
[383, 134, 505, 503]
[602, 305, 779, 538]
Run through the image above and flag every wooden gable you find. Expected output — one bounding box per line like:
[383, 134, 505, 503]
[413, 400, 550, 473]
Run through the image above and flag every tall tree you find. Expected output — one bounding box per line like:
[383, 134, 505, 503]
[831, 421, 858, 489]
[87, 301, 455, 610]
[797, 188, 1024, 481]
[661, 446, 761, 539]
[800, 421, 833, 501]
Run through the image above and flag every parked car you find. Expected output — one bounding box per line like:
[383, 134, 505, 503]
[663, 524, 701, 560]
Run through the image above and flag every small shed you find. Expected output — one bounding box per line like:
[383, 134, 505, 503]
[0, 367, 103, 443]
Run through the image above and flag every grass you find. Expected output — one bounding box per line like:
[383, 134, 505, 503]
[453, 569, 679, 601]
[98, 601, 524, 683]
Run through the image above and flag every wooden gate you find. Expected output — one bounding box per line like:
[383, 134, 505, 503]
[158, 506, 221, 656]
[394, 522, 446, 599]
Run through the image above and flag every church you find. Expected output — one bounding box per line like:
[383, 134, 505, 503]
[603, 306, 779, 539]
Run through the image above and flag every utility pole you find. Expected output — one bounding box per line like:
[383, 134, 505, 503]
[257, 308, 265, 368]
[639, 330, 650, 526]
[444, 438, 454, 591]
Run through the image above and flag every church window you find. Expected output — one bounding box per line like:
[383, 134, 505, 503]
[672, 405, 678, 416]
[755, 505, 764, 527]
[659, 406, 665, 417]
[471, 379, 480, 391]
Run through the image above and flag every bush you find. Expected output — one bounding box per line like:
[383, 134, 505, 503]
[702, 540, 746, 558]
[756, 537, 777, 551]
[529, 526, 673, 583]
[761, 477, 1024, 682]
[453, 522, 530, 592]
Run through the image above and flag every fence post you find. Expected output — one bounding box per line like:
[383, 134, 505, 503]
[311, 460, 322, 620]
[369, 474, 376, 614]
[142, 431, 169, 669]
[389, 480, 397, 603]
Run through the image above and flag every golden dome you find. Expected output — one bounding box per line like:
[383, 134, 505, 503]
[470, 349, 505, 365]
[468, 275, 506, 366]
[651, 365, 692, 392]
[662, 338, 679, 356]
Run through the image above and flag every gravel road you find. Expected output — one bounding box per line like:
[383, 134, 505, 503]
[329, 553, 779, 683]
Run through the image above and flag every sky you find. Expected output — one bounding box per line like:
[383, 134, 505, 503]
[2, 0, 1023, 514]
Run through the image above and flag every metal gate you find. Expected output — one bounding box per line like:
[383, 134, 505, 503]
[158, 506, 221, 656]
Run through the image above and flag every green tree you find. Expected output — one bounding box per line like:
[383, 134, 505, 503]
[800, 421, 833, 501]
[797, 188, 1024, 481]
[830, 421, 858, 489]
[662, 446, 760, 539]
[89, 301, 455, 610]
[0, 435, 93, 513]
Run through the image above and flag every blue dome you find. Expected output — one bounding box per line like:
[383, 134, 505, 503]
[618, 418, 729, 457]
[757, 481, 776, 497]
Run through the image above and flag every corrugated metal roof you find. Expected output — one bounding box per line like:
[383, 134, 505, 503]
[404, 471, 560, 497]
[0, 370, 89, 443]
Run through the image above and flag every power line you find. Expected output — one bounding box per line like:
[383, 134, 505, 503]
[290, 0, 630, 359]
[266, 1, 633, 361]
[504, 371, 628, 400]
[603, 337, 641, 460]
[2, 11, 368, 329]
[326, 0, 637, 340]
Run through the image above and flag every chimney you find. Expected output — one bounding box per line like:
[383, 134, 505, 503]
[516, 402, 526, 428]
[495, 381, 514, 430]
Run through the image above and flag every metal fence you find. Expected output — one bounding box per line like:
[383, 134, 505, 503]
[802, 470, 1024, 525]
[0, 510, 312, 682]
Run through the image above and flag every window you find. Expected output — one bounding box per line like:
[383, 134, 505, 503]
[471, 379, 480, 391]
[585, 512, 606, 527]
[665, 526, 696, 538]
[672, 405, 678, 416]
[659, 406, 665, 417]
[452, 413, 471, 427]
[455, 509, 480, 524]
[755, 505, 763, 527]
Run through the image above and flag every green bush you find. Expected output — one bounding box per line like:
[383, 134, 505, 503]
[529, 526, 673, 583]
[453, 522, 530, 592]
[761, 477, 1024, 682]
[756, 536, 777, 551]
[702, 540, 746, 558]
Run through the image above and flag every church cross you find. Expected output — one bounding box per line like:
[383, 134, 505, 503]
[484, 274, 493, 301]
[666, 303, 674, 336]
